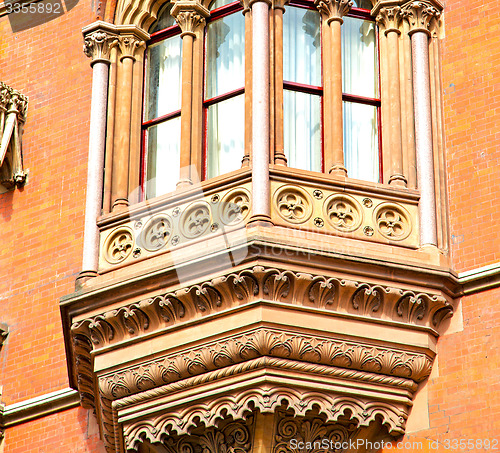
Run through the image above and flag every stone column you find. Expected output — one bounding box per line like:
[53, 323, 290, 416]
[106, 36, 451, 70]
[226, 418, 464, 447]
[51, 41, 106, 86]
[249, 0, 273, 225]
[376, 7, 407, 187]
[403, 0, 440, 246]
[272, 0, 287, 166]
[112, 27, 147, 212]
[172, 2, 209, 188]
[315, 0, 352, 177]
[79, 23, 117, 282]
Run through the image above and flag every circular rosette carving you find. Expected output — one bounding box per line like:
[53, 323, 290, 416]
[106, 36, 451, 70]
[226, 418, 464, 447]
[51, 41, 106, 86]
[323, 194, 363, 232]
[220, 189, 251, 226]
[374, 203, 411, 240]
[180, 202, 212, 239]
[139, 214, 173, 251]
[274, 185, 313, 224]
[104, 227, 134, 264]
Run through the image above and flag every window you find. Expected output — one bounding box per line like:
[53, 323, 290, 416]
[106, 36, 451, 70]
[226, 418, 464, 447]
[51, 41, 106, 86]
[141, 0, 380, 202]
[282, 0, 381, 182]
[283, 2, 322, 173]
[342, 0, 381, 183]
[143, 3, 182, 199]
[204, 0, 245, 179]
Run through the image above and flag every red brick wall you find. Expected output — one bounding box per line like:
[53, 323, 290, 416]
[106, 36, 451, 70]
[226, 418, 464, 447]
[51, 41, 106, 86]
[443, 0, 500, 273]
[4, 407, 105, 453]
[380, 287, 500, 452]
[0, 0, 100, 450]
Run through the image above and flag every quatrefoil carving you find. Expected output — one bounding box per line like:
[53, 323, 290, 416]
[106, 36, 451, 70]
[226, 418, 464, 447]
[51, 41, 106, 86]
[374, 203, 411, 240]
[274, 186, 313, 224]
[104, 228, 134, 264]
[323, 194, 362, 232]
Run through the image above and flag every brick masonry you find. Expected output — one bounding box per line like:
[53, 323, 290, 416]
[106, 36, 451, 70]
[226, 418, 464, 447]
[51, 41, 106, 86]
[0, 0, 498, 448]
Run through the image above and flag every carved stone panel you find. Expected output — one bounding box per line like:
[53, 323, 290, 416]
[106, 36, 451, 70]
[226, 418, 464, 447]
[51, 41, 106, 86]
[270, 179, 419, 248]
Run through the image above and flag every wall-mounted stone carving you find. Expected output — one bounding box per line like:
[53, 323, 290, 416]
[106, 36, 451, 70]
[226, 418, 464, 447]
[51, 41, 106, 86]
[0, 81, 28, 189]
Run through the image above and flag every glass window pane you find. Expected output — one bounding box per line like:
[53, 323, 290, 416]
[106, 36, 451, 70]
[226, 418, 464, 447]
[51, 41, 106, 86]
[145, 35, 182, 121]
[205, 13, 245, 98]
[283, 6, 321, 86]
[206, 95, 244, 179]
[342, 16, 377, 98]
[343, 101, 379, 182]
[150, 3, 176, 33]
[210, 0, 236, 10]
[145, 117, 181, 199]
[351, 0, 373, 10]
[284, 90, 322, 172]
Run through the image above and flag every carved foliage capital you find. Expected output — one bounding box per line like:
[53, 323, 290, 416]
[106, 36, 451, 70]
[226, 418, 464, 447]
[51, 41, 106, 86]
[83, 30, 119, 64]
[117, 34, 146, 61]
[315, 0, 353, 23]
[376, 6, 403, 34]
[171, 1, 209, 35]
[402, 0, 440, 34]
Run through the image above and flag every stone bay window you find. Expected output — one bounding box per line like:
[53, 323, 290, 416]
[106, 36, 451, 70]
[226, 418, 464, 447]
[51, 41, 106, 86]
[62, 0, 454, 450]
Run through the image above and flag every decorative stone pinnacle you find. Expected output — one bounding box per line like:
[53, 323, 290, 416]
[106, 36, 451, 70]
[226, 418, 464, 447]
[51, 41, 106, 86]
[83, 30, 119, 65]
[314, 0, 353, 23]
[402, 0, 440, 34]
[376, 6, 403, 34]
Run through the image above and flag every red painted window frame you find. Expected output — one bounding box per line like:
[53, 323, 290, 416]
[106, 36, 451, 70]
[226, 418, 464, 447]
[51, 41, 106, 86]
[202, 0, 245, 181]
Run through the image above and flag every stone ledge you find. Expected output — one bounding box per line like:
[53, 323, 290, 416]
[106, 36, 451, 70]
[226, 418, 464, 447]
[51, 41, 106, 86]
[0, 388, 80, 429]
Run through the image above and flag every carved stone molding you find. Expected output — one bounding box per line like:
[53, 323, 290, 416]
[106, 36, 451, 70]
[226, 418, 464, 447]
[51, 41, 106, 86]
[130, 413, 255, 452]
[314, 0, 352, 23]
[97, 330, 428, 403]
[376, 6, 403, 34]
[71, 266, 453, 350]
[402, 0, 441, 35]
[122, 382, 409, 448]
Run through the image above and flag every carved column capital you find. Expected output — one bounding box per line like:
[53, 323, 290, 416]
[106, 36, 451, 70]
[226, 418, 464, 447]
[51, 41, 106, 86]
[171, 1, 209, 37]
[83, 30, 119, 65]
[402, 0, 441, 35]
[376, 6, 403, 35]
[314, 0, 353, 24]
[117, 34, 146, 61]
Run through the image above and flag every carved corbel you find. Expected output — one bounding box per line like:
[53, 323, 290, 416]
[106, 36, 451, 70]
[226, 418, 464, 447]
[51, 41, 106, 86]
[402, 0, 441, 35]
